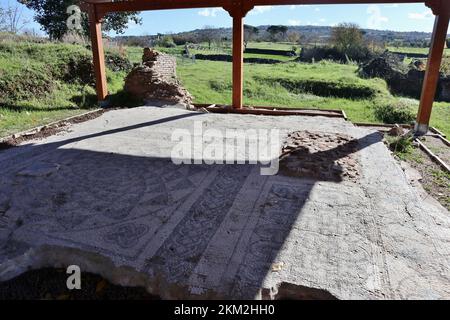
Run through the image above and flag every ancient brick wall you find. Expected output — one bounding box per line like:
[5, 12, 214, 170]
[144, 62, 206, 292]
[152, 54, 177, 83]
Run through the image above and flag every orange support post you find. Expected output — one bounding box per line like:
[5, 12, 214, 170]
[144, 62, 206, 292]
[232, 13, 244, 109]
[88, 5, 108, 102]
[225, 2, 253, 109]
[415, 10, 449, 135]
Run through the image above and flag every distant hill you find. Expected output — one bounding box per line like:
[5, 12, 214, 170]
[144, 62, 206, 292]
[114, 25, 438, 47]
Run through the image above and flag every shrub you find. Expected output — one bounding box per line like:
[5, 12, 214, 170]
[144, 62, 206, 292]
[0, 69, 54, 102]
[298, 45, 374, 64]
[258, 77, 377, 99]
[374, 101, 416, 124]
[62, 54, 95, 86]
[59, 51, 131, 86]
[105, 51, 132, 72]
[157, 36, 176, 48]
[385, 135, 414, 154]
[440, 57, 450, 76]
[209, 79, 231, 91]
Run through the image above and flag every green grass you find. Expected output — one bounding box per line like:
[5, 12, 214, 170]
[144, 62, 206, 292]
[0, 39, 126, 138]
[246, 42, 298, 51]
[125, 46, 144, 64]
[387, 46, 450, 56]
[243, 52, 295, 62]
[1, 40, 449, 138]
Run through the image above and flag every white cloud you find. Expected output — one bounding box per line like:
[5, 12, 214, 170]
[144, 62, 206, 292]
[198, 8, 220, 17]
[367, 5, 388, 28]
[319, 18, 326, 22]
[127, 20, 139, 30]
[288, 19, 301, 26]
[289, 5, 319, 12]
[408, 9, 433, 20]
[249, 6, 273, 15]
[384, 4, 399, 8]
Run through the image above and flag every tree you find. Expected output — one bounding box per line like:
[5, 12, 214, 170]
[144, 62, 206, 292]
[18, 0, 141, 40]
[266, 25, 288, 42]
[199, 26, 219, 49]
[0, 8, 5, 30]
[0, 2, 29, 33]
[158, 34, 176, 48]
[244, 24, 258, 48]
[331, 23, 364, 52]
[286, 30, 302, 44]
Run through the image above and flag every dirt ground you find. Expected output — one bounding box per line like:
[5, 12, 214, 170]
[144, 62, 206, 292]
[0, 268, 159, 300]
[399, 145, 449, 211]
[420, 135, 450, 165]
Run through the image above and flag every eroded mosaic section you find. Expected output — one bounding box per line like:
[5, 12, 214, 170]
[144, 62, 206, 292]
[280, 131, 360, 182]
[144, 165, 252, 284]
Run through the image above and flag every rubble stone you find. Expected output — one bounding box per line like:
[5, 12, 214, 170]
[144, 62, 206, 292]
[359, 52, 448, 101]
[387, 125, 404, 137]
[280, 131, 360, 182]
[124, 48, 193, 107]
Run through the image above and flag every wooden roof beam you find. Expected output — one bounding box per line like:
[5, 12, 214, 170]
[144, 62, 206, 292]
[426, 0, 450, 16]
[82, 0, 433, 19]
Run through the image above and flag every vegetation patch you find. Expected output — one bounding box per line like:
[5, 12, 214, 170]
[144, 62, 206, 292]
[257, 77, 377, 99]
[385, 135, 414, 154]
[374, 101, 416, 124]
[0, 37, 131, 137]
[105, 51, 133, 72]
[244, 47, 294, 56]
[62, 54, 95, 86]
[0, 68, 55, 102]
[391, 141, 450, 210]
[209, 79, 232, 92]
[195, 54, 281, 64]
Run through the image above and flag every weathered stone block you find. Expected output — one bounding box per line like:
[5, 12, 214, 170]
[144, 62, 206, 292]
[124, 48, 193, 106]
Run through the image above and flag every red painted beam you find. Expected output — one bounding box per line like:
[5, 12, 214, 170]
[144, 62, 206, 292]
[415, 13, 449, 135]
[82, 0, 430, 17]
[88, 5, 108, 101]
[232, 13, 244, 109]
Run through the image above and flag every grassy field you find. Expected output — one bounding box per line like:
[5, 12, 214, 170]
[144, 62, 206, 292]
[175, 58, 449, 136]
[139, 42, 298, 62]
[387, 46, 450, 56]
[0, 39, 127, 137]
[246, 42, 298, 51]
[1, 40, 449, 138]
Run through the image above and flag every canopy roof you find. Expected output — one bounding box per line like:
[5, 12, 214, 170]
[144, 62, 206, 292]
[82, 0, 449, 17]
[82, 0, 450, 135]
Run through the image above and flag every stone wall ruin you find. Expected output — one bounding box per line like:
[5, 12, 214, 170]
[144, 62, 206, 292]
[359, 52, 450, 101]
[124, 48, 193, 107]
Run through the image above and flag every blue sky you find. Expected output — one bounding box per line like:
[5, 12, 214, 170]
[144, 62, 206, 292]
[1, 1, 438, 36]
